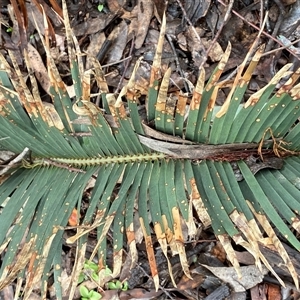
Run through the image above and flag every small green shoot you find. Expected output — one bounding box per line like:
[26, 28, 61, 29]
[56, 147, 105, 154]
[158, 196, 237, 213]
[78, 260, 100, 284]
[107, 280, 128, 291]
[80, 285, 102, 300]
[104, 265, 113, 276]
[79, 262, 128, 295]
[97, 4, 104, 12]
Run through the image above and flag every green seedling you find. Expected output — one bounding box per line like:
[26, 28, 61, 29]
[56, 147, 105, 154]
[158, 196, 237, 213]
[107, 280, 128, 291]
[80, 285, 102, 300]
[104, 266, 113, 276]
[78, 260, 100, 284]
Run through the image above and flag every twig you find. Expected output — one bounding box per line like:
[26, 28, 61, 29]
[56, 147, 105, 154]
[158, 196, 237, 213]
[115, 37, 135, 95]
[95, 55, 133, 106]
[175, 0, 235, 71]
[0, 147, 29, 175]
[198, 0, 234, 70]
[101, 56, 132, 68]
[262, 38, 300, 57]
[165, 34, 190, 93]
[121, 247, 177, 300]
[260, 0, 264, 30]
[176, 0, 235, 70]
[217, 0, 300, 60]
[264, 0, 285, 52]
[175, 0, 206, 56]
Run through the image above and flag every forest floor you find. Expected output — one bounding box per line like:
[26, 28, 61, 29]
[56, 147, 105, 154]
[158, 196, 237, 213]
[1, 0, 300, 299]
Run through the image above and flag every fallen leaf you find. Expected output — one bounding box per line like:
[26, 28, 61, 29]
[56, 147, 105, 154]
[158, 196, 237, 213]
[119, 288, 163, 300]
[68, 208, 79, 226]
[250, 284, 267, 300]
[106, 21, 128, 63]
[212, 241, 227, 263]
[100, 290, 120, 300]
[177, 273, 205, 290]
[202, 38, 224, 62]
[184, 0, 211, 24]
[135, 0, 154, 49]
[201, 265, 268, 292]
[265, 283, 281, 300]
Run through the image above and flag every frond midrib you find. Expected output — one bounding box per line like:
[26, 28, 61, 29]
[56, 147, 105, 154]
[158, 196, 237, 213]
[28, 152, 167, 168]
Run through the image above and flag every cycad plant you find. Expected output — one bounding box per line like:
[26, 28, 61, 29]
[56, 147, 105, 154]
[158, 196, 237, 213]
[1, 3, 300, 299]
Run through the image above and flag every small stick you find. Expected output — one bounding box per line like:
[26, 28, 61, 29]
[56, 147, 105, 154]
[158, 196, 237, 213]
[0, 147, 29, 175]
[199, 0, 234, 70]
[265, 0, 285, 53]
[115, 37, 135, 95]
[217, 0, 300, 60]
[175, 0, 206, 56]
[165, 34, 190, 93]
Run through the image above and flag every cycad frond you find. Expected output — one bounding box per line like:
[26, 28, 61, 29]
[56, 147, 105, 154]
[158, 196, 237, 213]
[1, 3, 300, 298]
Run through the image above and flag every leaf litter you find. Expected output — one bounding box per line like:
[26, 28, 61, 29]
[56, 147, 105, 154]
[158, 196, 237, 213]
[1, 0, 300, 299]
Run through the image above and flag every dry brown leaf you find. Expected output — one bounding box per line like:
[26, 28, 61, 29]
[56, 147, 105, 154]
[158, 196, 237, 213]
[68, 208, 80, 226]
[72, 13, 118, 36]
[9, 0, 27, 50]
[107, 0, 123, 13]
[202, 38, 224, 62]
[279, 0, 300, 37]
[86, 31, 106, 69]
[202, 264, 268, 292]
[184, 0, 211, 24]
[6, 5, 23, 64]
[135, 0, 154, 49]
[152, 0, 167, 22]
[282, 0, 296, 4]
[211, 241, 227, 263]
[0, 237, 36, 290]
[177, 273, 205, 290]
[48, 269, 72, 298]
[235, 251, 256, 265]
[250, 284, 267, 300]
[106, 21, 128, 64]
[265, 283, 281, 300]
[184, 26, 206, 67]
[119, 288, 163, 300]
[100, 290, 120, 300]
